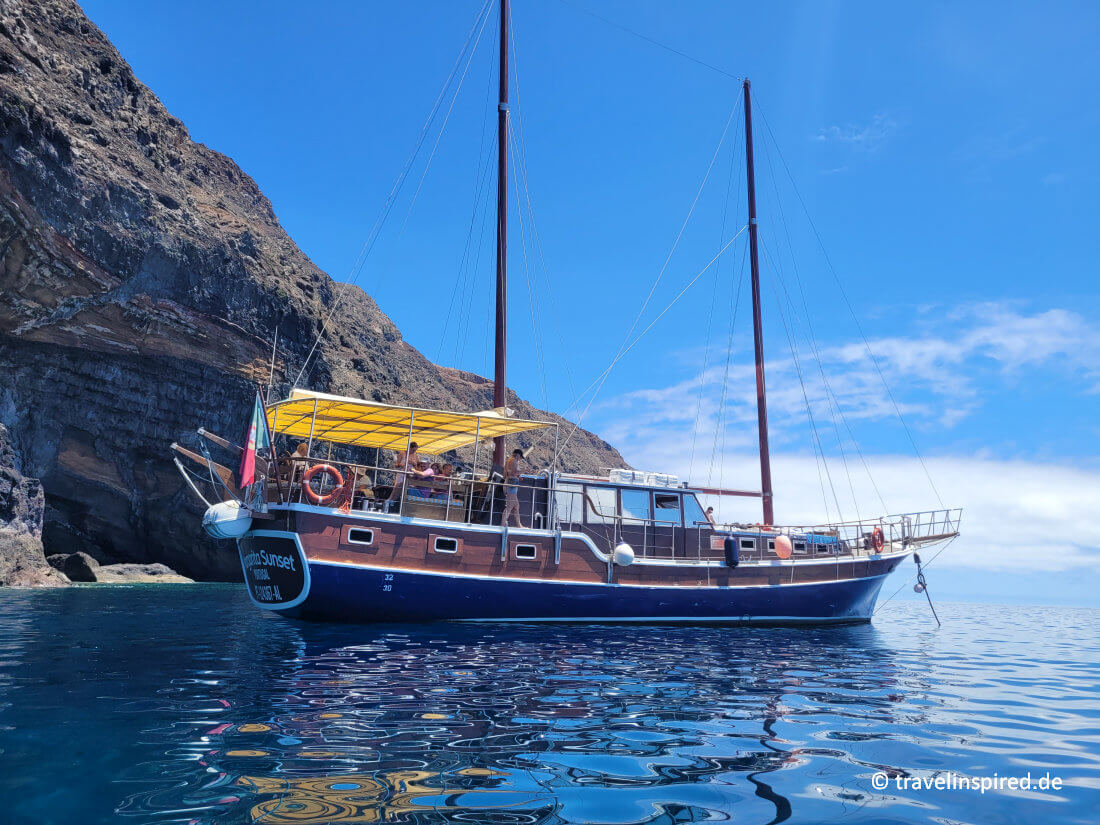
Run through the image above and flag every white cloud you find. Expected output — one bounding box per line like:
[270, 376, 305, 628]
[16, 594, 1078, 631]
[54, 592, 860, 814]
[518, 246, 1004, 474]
[815, 113, 897, 151]
[594, 302, 1100, 451]
[618, 444, 1100, 574]
[581, 301, 1100, 574]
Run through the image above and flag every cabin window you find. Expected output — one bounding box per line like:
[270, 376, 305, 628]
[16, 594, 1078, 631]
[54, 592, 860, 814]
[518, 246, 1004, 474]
[682, 494, 708, 527]
[793, 541, 808, 555]
[585, 486, 617, 525]
[347, 528, 374, 546]
[767, 539, 776, 551]
[433, 536, 459, 554]
[620, 488, 652, 523]
[554, 483, 583, 526]
[739, 538, 756, 551]
[514, 543, 537, 560]
[653, 493, 682, 524]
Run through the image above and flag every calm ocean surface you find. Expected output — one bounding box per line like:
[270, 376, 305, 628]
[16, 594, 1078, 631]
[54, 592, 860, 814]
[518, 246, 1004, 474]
[0, 586, 1096, 825]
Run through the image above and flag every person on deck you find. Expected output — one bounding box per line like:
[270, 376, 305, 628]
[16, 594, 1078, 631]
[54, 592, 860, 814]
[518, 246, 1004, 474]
[439, 463, 454, 478]
[705, 506, 716, 525]
[409, 460, 434, 497]
[501, 448, 526, 528]
[387, 441, 420, 507]
[289, 442, 310, 487]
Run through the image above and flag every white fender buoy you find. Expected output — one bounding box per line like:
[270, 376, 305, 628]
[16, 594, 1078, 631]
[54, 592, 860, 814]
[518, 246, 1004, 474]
[202, 500, 252, 540]
[612, 542, 635, 566]
[774, 535, 793, 559]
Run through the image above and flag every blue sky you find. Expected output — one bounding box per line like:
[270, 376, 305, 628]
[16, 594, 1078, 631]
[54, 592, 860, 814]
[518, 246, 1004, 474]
[80, 1, 1099, 606]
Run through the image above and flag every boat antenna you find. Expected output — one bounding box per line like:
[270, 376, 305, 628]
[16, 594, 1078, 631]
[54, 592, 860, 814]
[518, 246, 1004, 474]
[743, 78, 775, 525]
[492, 0, 510, 467]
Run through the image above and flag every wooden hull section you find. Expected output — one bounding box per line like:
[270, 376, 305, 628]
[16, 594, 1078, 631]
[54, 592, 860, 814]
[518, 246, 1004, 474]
[236, 507, 906, 624]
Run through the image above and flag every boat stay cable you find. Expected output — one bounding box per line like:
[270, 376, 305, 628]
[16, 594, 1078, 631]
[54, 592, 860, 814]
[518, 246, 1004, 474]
[761, 237, 844, 524]
[438, 32, 498, 365]
[549, 101, 741, 460]
[553, 222, 750, 464]
[509, 124, 550, 409]
[292, 0, 493, 390]
[398, 5, 495, 234]
[556, 0, 740, 81]
[757, 134, 872, 519]
[752, 93, 944, 508]
[508, 21, 582, 409]
[691, 105, 744, 482]
[706, 241, 748, 491]
[757, 137, 889, 515]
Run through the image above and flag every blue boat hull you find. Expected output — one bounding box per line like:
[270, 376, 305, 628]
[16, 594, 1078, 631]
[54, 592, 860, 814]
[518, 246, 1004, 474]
[275, 560, 893, 624]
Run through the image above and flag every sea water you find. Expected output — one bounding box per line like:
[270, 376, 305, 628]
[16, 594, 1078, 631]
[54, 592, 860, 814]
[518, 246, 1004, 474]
[0, 586, 1096, 824]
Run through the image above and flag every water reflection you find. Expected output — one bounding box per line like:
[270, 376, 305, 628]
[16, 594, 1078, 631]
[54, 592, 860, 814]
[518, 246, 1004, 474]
[4, 589, 1095, 825]
[118, 620, 912, 824]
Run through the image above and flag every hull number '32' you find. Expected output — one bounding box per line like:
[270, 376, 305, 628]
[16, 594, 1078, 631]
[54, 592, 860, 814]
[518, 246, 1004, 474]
[237, 533, 309, 609]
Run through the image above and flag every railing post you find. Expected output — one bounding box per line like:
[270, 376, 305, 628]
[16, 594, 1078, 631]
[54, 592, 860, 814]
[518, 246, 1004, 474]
[306, 397, 318, 456]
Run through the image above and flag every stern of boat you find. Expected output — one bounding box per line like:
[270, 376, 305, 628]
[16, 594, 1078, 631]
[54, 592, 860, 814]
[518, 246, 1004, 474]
[236, 529, 311, 613]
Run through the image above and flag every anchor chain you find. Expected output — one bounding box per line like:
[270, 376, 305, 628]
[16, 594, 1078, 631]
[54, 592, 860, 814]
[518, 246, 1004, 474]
[912, 552, 941, 626]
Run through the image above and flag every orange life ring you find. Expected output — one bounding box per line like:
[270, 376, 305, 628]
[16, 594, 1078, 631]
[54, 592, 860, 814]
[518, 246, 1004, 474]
[302, 464, 345, 506]
[871, 527, 885, 552]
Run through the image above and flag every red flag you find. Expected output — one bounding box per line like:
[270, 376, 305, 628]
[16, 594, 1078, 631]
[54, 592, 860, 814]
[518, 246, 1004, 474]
[238, 393, 270, 488]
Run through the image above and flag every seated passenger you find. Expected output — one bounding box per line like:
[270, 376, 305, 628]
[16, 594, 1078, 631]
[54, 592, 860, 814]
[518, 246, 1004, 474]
[409, 461, 433, 497]
[439, 463, 454, 478]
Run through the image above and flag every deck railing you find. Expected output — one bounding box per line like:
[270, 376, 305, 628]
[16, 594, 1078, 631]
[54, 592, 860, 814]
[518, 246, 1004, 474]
[267, 456, 550, 529]
[256, 457, 959, 562]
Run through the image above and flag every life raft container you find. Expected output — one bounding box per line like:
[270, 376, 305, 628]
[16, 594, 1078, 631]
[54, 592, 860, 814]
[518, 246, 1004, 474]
[302, 464, 345, 506]
[871, 526, 885, 552]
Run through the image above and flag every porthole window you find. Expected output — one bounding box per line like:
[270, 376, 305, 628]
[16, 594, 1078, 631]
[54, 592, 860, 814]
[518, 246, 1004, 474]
[514, 543, 537, 560]
[347, 528, 374, 546]
[434, 537, 459, 554]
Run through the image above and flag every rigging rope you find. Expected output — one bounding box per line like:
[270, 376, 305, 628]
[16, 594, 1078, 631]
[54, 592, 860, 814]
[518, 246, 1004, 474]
[556, 0, 740, 80]
[752, 94, 944, 508]
[756, 125, 884, 517]
[438, 32, 498, 364]
[509, 124, 551, 410]
[549, 101, 741, 458]
[508, 22, 581, 408]
[399, 5, 494, 232]
[691, 98, 743, 481]
[760, 237, 843, 524]
[553, 223, 750, 464]
[291, 0, 494, 390]
[707, 240, 748, 490]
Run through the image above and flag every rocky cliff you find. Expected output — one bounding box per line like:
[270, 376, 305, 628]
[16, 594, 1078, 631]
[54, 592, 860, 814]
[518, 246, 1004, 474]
[0, 0, 625, 581]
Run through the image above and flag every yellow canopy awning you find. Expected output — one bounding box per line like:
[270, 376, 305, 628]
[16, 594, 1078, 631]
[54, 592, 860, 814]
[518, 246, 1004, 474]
[266, 389, 554, 454]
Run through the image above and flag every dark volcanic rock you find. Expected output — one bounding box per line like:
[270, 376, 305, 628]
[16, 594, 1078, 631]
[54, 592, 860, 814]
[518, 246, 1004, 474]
[0, 0, 627, 580]
[0, 531, 68, 586]
[46, 549, 98, 581]
[0, 422, 67, 586]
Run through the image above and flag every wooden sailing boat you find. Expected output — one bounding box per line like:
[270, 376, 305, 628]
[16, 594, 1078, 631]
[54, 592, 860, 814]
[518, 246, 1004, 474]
[174, 1, 960, 623]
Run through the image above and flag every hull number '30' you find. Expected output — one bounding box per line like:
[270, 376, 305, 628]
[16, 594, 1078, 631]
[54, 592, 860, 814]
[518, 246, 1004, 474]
[237, 533, 309, 608]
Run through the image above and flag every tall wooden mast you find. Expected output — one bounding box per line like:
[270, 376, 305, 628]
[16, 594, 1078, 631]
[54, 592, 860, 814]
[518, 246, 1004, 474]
[492, 0, 510, 468]
[742, 79, 775, 525]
